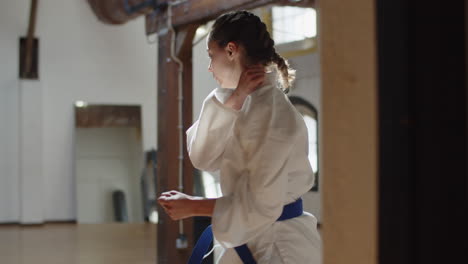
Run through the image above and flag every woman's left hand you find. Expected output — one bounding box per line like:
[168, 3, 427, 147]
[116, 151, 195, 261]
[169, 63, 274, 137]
[157, 190, 200, 220]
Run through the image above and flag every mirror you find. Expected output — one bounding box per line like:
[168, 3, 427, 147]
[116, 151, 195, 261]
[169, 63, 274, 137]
[74, 103, 156, 223]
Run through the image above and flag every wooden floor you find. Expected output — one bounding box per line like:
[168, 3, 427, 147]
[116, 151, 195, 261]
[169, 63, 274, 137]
[0, 223, 157, 264]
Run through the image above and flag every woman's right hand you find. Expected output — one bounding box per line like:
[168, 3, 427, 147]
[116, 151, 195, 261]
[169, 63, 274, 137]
[224, 65, 266, 111]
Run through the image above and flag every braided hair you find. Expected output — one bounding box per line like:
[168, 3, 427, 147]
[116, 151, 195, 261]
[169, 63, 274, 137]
[209, 10, 296, 93]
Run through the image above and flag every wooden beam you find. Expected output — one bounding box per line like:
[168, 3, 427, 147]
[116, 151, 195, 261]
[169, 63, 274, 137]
[147, 0, 282, 34]
[276, 0, 315, 8]
[146, 0, 316, 35]
[88, 0, 315, 34]
[156, 24, 198, 264]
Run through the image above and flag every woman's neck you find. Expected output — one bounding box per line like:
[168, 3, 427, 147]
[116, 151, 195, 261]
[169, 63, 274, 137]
[220, 63, 245, 89]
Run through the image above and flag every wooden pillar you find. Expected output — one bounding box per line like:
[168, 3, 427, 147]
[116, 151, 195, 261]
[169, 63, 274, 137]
[320, 0, 378, 263]
[156, 24, 198, 264]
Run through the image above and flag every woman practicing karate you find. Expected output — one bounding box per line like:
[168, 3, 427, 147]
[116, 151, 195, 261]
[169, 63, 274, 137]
[158, 10, 322, 264]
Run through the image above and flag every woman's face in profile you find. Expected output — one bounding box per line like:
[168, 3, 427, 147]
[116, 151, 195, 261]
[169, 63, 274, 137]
[206, 39, 238, 88]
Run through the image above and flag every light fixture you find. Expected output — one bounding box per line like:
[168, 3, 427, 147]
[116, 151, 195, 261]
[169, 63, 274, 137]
[75, 101, 88, 108]
[195, 26, 208, 37]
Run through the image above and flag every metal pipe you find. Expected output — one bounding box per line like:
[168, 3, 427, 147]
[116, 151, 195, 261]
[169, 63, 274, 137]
[24, 0, 38, 78]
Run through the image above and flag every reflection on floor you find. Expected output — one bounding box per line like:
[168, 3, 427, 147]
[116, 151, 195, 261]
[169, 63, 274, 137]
[0, 223, 157, 264]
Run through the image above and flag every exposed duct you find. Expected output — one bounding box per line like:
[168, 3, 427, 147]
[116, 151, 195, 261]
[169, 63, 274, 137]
[87, 0, 165, 24]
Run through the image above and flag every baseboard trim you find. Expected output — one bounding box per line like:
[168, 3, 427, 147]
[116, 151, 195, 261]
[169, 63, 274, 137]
[0, 220, 77, 226]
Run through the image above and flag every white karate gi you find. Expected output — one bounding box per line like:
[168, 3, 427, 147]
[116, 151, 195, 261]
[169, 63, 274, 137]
[187, 72, 322, 263]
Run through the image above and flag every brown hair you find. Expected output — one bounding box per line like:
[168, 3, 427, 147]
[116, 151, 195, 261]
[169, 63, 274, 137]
[209, 10, 296, 92]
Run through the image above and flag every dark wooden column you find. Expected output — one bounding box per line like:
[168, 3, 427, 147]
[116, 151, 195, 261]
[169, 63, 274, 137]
[377, 0, 468, 264]
[156, 24, 198, 264]
[153, 2, 295, 263]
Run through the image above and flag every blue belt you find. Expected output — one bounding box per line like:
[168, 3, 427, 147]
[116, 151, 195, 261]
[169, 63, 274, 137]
[187, 198, 303, 264]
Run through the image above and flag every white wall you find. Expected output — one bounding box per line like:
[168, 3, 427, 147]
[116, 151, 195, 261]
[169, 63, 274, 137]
[0, 81, 20, 223]
[0, 0, 320, 223]
[0, 0, 157, 223]
[0, 0, 30, 223]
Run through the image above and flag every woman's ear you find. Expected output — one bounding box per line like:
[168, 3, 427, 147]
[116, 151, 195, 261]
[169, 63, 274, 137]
[225, 42, 238, 61]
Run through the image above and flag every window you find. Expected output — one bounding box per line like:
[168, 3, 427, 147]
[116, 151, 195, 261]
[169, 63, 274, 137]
[271, 6, 317, 45]
[256, 5, 318, 58]
[289, 96, 319, 191]
[201, 171, 222, 198]
[193, 169, 222, 198]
